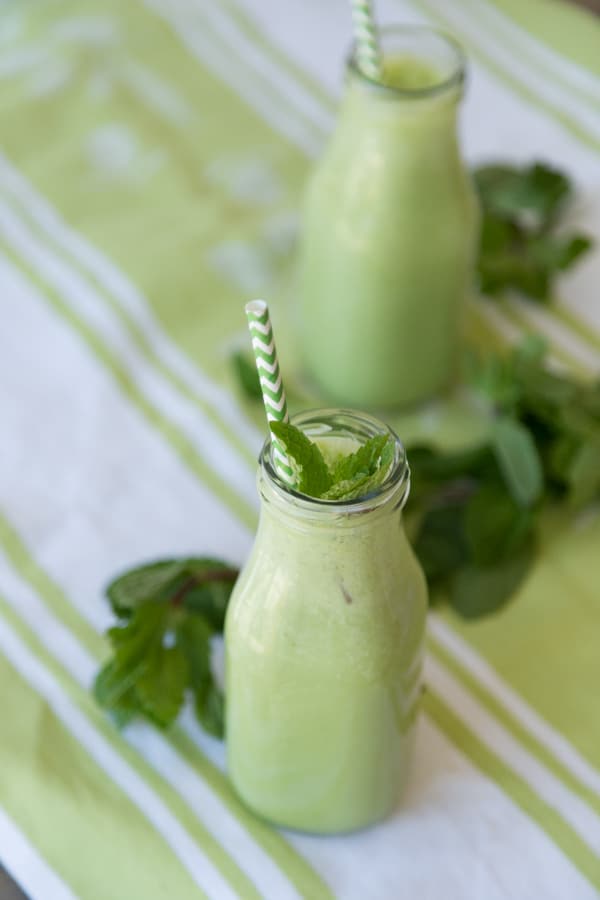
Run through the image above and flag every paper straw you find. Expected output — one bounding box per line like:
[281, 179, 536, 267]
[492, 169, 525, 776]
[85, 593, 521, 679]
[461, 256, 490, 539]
[245, 300, 295, 485]
[350, 0, 382, 81]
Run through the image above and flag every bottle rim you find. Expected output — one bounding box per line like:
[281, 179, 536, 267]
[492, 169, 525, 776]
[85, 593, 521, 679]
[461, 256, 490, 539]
[347, 24, 466, 101]
[259, 408, 411, 516]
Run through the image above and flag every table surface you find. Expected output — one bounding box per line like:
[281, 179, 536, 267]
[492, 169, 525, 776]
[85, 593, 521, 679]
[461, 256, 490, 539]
[0, 0, 599, 898]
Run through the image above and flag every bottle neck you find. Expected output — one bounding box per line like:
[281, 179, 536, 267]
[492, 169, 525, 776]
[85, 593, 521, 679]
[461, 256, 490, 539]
[257, 408, 411, 536]
[258, 467, 408, 537]
[340, 68, 462, 137]
[339, 25, 465, 145]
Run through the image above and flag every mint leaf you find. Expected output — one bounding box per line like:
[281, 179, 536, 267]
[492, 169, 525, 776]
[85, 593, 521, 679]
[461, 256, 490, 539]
[196, 683, 225, 739]
[450, 541, 534, 619]
[491, 417, 543, 507]
[464, 481, 533, 565]
[94, 557, 237, 736]
[93, 657, 147, 710]
[106, 558, 238, 628]
[136, 645, 189, 729]
[270, 421, 332, 496]
[176, 615, 212, 691]
[413, 500, 469, 585]
[107, 560, 187, 616]
[331, 434, 389, 482]
[231, 351, 262, 400]
[109, 687, 143, 729]
[177, 616, 225, 738]
[322, 472, 375, 501]
[108, 603, 169, 670]
[323, 435, 395, 501]
[168, 560, 238, 630]
[473, 161, 593, 302]
[474, 162, 570, 228]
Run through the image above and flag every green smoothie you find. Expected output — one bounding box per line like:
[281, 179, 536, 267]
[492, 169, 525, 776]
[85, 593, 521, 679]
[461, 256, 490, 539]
[298, 27, 479, 407]
[225, 411, 427, 833]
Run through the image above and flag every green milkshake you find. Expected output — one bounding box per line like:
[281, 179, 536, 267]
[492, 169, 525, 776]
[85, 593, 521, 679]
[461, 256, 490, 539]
[225, 410, 427, 833]
[298, 27, 479, 407]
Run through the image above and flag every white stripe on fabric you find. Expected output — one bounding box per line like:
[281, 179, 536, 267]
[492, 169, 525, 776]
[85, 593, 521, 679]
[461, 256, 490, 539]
[0, 152, 263, 460]
[286, 716, 599, 900]
[0, 253, 252, 632]
[426, 655, 600, 855]
[0, 807, 79, 900]
[189, 0, 333, 135]
[0, 258, 305, 900]
[429, 615, 600, 797]
[143, 0, 322, 157]
[0, 198, 258, 512]
[0, 616, 237, 900]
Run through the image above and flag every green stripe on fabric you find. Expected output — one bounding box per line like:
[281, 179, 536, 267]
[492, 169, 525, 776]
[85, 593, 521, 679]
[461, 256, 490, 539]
[222, 0, 337, 111]
[0, 510, 334, 900]
[552, 303, 600, 355]
[0, 511, 103, 659]
[424, 689, 600, 891]
[468, 303, 511, 352]
[427, 636, 600, 818]
[0, 241, 257, 530]
[498, 300, 595, 377]
[0, 596, 265, 900]
[409, 0, 600, 153]
[485, 0, 600, 77]
[0, 626, 208, 900]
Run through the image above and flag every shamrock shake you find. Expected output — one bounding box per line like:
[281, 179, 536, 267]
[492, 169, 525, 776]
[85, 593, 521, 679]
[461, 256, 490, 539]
[298, 27, 478, 407]
[225, 410, 427, 833]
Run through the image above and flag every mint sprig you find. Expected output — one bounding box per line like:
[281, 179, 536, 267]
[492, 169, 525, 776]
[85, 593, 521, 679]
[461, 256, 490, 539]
[270, 422, 395, 501]
[473, 161, 593, 302]
[410, 337, 600, 618]
[93, 558, 238, 735]
[270, 420, 333, 496]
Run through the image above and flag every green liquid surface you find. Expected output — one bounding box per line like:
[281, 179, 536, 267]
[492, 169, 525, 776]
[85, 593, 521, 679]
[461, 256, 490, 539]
[381, 55, 442, 90]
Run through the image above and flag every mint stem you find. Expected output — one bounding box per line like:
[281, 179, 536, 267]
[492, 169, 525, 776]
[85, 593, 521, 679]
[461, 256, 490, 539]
[171, 569, 238, 608]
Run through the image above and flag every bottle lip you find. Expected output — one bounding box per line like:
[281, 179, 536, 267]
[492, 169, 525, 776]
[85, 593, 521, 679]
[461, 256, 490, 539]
[259, 408, 411, 515]
[347, 24, 466, 101]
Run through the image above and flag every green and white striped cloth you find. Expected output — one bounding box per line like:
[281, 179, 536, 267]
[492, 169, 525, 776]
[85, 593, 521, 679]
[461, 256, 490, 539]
[0, 0, 599, 897]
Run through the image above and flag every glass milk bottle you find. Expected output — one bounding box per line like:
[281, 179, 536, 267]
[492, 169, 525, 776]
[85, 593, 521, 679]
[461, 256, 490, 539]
[298, 27, 478, 408]
[225, 410, 427, 833]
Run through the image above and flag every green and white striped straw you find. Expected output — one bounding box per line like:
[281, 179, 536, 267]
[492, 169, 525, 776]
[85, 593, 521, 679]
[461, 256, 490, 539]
[245, 299, 295, 486]
[350, 0, 382, 81]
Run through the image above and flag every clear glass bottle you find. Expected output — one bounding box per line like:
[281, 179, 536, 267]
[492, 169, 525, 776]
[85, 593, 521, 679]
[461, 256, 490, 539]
[298, 27, 478, 408]
[225, 409, 427, 833]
